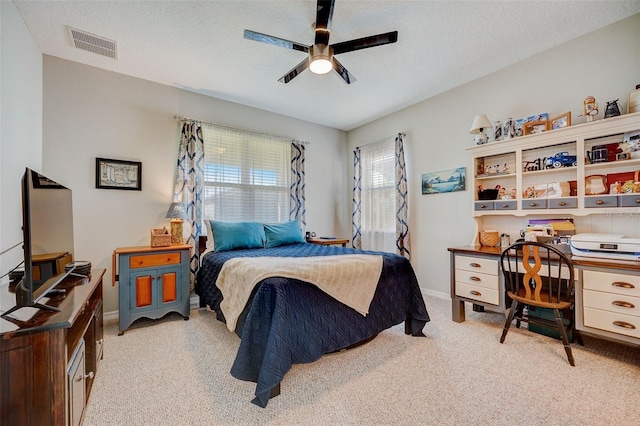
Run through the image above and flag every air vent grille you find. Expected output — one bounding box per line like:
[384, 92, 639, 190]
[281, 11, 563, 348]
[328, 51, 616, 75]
[67, 26, 118, 59]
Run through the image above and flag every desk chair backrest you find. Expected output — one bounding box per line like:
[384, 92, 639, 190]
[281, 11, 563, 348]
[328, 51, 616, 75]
[500, 241, 575, 307]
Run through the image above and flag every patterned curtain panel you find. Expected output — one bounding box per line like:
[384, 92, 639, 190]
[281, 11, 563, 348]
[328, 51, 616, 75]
[290, 141, 306, 228]
[173, 120, 205, 289]
[352, 147, 362, 249]
[395, 133, 411, 260]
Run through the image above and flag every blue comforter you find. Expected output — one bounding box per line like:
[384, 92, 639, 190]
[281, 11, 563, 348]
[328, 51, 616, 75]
[195, 242, 430, 407]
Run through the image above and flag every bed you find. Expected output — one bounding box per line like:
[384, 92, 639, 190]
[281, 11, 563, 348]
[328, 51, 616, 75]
[195, 221, 430, 407]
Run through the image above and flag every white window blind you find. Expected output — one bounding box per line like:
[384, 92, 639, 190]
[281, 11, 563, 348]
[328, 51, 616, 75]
[201, 125, 291, 222]
[360, 139, 396, 251]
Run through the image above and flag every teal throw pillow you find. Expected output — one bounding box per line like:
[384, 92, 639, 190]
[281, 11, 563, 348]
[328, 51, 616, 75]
[264, 221, 305, 248]
[209, 221, 265, 252]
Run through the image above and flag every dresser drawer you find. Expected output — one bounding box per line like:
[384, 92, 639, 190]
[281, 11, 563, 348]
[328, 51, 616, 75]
[583, 289, 640, 317]
[129, 252, 181, 269]
[583, 307, 640, 339]
[583, 270, 640, 297]
[455, 269, 499, 290]
[455, 282, 500, 305]
[455, 255, 498, 275]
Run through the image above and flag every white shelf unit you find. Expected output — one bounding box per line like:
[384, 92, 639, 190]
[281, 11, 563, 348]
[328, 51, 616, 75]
[468, 112, 640, 221]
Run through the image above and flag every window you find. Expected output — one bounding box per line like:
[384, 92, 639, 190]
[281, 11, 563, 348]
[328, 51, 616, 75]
[201, 125, 291, 222]
[360, 140, 396, 251]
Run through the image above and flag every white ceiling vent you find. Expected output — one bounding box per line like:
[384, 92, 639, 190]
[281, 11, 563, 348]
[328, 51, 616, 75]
[67, 26, 118, 59]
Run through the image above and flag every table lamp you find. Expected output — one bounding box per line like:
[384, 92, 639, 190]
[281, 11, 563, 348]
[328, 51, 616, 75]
[470, 114, 493, 145]
[165, 202, 187, 245]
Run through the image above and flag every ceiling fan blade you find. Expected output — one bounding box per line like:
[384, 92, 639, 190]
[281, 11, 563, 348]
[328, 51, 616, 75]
[314, 0, 335, 45]
[278, 58, 310, 84]
[244, 29, 309, 53]
[332, 58, 356, 85]
[331, 31, 398, 55]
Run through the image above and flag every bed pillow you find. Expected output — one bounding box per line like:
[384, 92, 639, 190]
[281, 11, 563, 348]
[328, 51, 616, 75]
[209, 221, 265, 252]
[204, 219, 214, 250]
[264, 221, 305, 248]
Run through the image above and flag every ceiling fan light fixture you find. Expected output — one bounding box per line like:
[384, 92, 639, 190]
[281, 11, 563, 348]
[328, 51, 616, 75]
[309, 44, 333, 74]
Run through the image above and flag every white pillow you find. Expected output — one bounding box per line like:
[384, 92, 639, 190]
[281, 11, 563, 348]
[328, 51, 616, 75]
[204, 219, 214, 250]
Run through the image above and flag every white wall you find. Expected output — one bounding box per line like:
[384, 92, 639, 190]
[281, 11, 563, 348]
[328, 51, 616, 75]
[42, 57, 347, 313]
[347, 13, 640, 298]
[0, 1, 43, 282]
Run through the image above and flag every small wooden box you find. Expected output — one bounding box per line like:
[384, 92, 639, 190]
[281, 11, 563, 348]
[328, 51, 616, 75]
[150, 228, 171, 247]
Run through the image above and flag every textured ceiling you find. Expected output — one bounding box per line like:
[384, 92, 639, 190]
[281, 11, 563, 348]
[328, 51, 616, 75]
[13, 1, 640, 131]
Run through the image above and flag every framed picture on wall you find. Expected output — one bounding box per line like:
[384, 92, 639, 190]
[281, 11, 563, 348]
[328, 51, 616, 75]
[95, 157, 142, 190]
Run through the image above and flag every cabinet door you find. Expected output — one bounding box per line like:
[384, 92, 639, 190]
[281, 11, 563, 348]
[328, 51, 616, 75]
[94, 300, 104, 364]
[158, 267, 183, 308]
[67, 340, 86, 426]
[130, 271, 157, 313]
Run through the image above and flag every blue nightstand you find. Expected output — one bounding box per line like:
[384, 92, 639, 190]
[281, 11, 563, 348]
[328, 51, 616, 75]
[113, 244, 190, 335]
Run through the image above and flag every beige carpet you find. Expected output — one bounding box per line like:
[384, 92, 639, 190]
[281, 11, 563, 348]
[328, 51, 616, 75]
[83, 295, 640, 425]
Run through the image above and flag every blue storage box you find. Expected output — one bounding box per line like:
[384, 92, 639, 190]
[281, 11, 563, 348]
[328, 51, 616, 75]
[528, 306, 573, 342]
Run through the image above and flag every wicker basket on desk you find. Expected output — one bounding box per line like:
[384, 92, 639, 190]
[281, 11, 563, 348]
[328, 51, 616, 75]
[479, 230, 499, 247]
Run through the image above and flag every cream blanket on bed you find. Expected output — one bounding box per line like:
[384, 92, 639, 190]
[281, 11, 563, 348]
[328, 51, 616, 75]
[217, 255, 383, 331]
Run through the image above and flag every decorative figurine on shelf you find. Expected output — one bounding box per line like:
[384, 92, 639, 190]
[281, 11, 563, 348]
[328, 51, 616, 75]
[498, 186, 507, 199]
[604, 99, 621, 118]
[502, 118, 515, 140]
[501, 163, 510, 174]
[583, 96, 599, 122]
[523, 186, 536, 198]
[494, 120, 502, 142]
[510, 188, 517, 199]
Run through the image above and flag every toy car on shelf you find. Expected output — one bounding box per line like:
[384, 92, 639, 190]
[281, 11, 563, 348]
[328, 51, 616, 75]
[545, 152, 577, 168]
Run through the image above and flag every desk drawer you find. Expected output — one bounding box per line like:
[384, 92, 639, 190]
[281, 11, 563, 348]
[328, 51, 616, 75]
[583, 270, 640, 297]
[583, 289, 640, 317]
[548, 197, 577, 209]
[583, 307, 640, 339]
[522, 199, 547, 209]
[495, 200, 516, 210]
[455, 269, 499, 290]
[455, 255, 498, 275]
[455, 282, 499, 305]
[474, 201, 494, 211]
[618, 194, 640, 207]
[584, 195, 618, 208]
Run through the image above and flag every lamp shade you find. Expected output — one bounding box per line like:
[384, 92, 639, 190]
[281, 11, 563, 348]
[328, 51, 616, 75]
[165, 202, 187, 220]
[469, 114, 493, 134]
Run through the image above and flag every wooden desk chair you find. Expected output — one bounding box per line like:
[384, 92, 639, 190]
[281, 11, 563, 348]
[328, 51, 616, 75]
[499, 241, 583, 366]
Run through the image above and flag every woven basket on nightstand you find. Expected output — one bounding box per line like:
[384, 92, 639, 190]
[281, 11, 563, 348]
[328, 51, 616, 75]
[150, 228, 171, 247]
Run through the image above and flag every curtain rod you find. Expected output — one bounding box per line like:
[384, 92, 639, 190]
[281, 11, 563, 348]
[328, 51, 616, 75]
[357, 132, 406, 149]
[174, 115, 310, 145]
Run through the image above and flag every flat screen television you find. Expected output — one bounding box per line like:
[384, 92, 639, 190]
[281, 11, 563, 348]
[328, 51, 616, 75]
[1, 168, 75, 317]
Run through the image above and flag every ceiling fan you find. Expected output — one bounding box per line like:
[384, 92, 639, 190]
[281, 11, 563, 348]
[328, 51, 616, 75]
[243, 0, 398, 84]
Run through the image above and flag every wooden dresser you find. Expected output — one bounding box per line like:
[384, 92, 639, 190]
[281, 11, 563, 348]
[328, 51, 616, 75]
[0, 269, 105, 426]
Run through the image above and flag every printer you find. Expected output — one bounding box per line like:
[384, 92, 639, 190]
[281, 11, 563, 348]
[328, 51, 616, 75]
[570, 233, 640, 261]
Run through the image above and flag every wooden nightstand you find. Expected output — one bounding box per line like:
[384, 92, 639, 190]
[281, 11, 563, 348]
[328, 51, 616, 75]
[307, 237, 350, 247]
[112, 244, 190, 335]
